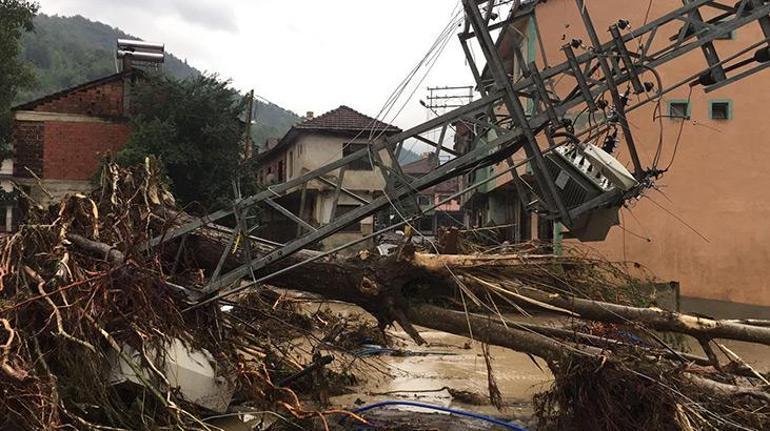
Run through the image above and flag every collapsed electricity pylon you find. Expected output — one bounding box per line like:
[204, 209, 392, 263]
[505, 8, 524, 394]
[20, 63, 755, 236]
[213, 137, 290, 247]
[151, 0, 770, 303]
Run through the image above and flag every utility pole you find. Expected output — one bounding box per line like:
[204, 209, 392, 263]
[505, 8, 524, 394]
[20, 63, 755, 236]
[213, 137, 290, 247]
[424, 85, 474, 112]
[242, 90, 255, 160]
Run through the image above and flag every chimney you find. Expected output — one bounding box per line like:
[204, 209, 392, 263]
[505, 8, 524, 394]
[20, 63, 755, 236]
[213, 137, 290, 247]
[306, 111, 314, 120]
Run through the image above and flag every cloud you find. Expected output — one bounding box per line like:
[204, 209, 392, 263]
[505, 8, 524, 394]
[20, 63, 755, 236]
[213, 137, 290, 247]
[169, 0, 238, 32]
[42, 0, 238, 32]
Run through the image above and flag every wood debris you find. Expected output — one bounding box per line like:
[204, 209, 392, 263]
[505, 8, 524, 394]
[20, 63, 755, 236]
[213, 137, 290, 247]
[1, 160, 768, 430]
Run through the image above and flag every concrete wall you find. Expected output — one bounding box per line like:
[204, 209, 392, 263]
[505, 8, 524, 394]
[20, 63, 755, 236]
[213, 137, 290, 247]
[515, 0, 770, 305]
[294, 133, 393, 192]
[14, 177, 93, 203]
[313, 190, 375, 226]
[258, 133, 393, 192]
[255, 132, 392, 251]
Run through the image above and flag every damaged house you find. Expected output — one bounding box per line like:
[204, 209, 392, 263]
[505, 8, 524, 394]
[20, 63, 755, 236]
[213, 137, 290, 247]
[254, 106, 401, 249]
[455, 0, 770, 308]
[400, 152, 463, 235]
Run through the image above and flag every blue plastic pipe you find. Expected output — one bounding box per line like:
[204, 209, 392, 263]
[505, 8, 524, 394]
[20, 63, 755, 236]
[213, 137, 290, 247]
[351, 400, 529, 431]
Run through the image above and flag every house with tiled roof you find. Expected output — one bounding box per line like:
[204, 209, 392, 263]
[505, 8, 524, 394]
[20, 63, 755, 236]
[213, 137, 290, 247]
[254, 105, 401, 249]
[400, 153, 462, 234]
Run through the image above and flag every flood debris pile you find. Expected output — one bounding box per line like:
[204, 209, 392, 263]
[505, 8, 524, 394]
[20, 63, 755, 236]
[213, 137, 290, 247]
[0, 160, 367, 430]
[389, 251, 770, 430]
[534, 350, 770, 431]
[1, 160, 769, 430]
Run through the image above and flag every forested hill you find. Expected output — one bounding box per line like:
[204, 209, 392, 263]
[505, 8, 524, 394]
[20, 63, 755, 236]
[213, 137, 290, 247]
[16, 14, 300, 145]
[17, 14, 198, 103]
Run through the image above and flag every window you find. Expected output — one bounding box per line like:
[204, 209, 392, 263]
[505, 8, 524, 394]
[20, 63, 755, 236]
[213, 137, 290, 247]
[668, 100, 690, 119]
[418, 195, 432, 206]
[343, 143, 373, 171]
[277, 160, 285, 182]
[336, 205, 362, 232]
[709, 100, 732, 120]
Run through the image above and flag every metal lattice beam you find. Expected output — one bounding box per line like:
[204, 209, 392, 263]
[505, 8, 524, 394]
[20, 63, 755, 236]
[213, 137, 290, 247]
[153, 0, 770, 300]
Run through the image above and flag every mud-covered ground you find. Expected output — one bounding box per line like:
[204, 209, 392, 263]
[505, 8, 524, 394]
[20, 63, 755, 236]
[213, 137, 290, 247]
[324, 303, 553, 430]
[213, 299, 770, 430]
[326, 300, 770, 431]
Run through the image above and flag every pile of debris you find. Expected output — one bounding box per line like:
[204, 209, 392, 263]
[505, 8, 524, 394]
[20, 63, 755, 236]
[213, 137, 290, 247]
[1, 159, 769, 430]
[0, 160, 369, 430]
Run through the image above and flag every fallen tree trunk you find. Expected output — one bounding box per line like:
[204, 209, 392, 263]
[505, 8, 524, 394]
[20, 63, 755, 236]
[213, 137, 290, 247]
[506, 285, 770, 345]
[67, 233, 125, 264]
[14, 160, 768, 430]
[406, 304, 598, 363]
[408, 305, 770, 403]
[176, 220, 770, 349]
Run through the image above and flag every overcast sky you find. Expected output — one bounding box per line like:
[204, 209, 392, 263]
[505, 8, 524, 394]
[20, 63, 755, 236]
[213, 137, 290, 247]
[38, 0, 485, 136]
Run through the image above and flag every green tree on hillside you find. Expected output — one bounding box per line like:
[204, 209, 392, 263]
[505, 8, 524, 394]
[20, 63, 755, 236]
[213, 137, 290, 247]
[0, 0, 38, 157]
[118, 74, 248, 211]
[13, 13, 300, 151]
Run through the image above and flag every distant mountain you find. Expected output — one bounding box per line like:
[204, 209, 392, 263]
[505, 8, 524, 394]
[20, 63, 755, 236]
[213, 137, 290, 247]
[250, 99, 300, 149]
[17, 14, 198, 102]
[16, 14, 299, 146]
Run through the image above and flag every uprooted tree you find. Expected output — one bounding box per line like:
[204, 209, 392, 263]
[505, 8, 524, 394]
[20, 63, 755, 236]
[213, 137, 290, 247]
[1, 160, 769, 430]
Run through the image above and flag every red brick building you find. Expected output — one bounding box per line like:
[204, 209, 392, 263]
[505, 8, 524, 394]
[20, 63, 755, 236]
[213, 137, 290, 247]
[5, 72, 136, 230]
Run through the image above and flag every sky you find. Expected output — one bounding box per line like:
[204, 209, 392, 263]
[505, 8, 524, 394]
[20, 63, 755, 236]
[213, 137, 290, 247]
[37, 0, 487, 137]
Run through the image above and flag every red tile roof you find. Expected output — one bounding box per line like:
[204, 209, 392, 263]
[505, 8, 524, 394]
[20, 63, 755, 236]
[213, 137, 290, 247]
[295, 105, 401, 133]
[401, 154, 458, 194]
[255, 105, 401, 163]
[401, 154, 438, 175]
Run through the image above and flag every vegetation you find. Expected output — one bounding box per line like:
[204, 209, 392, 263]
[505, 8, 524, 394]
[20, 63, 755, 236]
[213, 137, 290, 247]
[16, 13, 299, 151]
[250, 98, 299, 151]
[16, 14, 197, 103]
[0, 0, 38, 160]
[118, 74, 249, 211]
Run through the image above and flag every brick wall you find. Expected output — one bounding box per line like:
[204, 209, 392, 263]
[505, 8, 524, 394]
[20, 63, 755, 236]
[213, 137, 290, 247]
[42, 121, 131, 181]
[31, 80, 125, 118]
[12, 121, 44, 177]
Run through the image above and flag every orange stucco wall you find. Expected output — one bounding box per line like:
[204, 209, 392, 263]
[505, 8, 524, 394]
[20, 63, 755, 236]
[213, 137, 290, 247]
[517, 0, 770, 305]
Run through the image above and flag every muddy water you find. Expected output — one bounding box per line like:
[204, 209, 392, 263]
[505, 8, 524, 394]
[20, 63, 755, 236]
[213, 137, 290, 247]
[332, 326, 552, 413]
[310, 300, 770, 430]
[320, 303, 552, 427]
[328, 303, 770, 416]
[212, 297, 770, 430]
